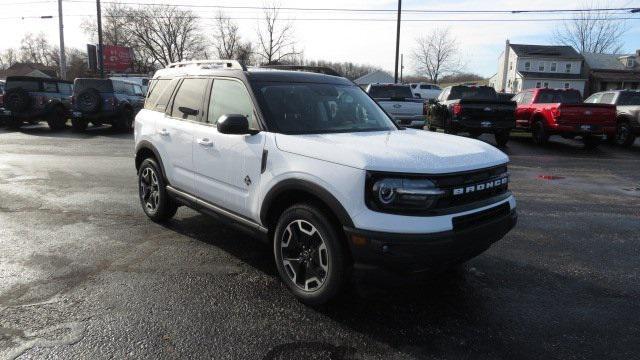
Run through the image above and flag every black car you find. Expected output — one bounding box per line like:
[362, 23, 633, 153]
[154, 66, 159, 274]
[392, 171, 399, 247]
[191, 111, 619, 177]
[2, 76, 73, 130]
[71, 78, 146, 131]
[427, 85, 516, 147]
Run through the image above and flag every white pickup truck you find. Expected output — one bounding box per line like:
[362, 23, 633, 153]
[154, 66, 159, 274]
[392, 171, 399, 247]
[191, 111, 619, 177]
[365, 83, 426, 129]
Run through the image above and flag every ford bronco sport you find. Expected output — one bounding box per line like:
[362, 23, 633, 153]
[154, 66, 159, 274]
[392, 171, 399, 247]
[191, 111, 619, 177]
[3, 76, 73, 130]
[134, 60, 517, 305]
[71, 78, 145, 131]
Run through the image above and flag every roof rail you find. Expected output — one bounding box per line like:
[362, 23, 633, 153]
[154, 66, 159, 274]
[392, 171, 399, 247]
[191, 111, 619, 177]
[166, 60, 247, 71]
[258, 65, 341, 77]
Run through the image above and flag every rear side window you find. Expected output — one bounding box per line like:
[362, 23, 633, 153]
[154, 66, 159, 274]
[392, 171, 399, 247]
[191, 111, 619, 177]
[74, 79, 113, 93]
[618, 92, 640, 106]
[419, 84, 430, 89]
[584, 94, 602, 103]
[6, 80, 40, 91]
[368, 85, 413, 99]
[208, 79, 256, 128]
[599, 93, 615, 104]
[449, 87, 497, 100]
[535, 90, 581, 104]
[170, 78, 208, 121]
[58, 83, 72, 94]
[42, 81, 58, 93]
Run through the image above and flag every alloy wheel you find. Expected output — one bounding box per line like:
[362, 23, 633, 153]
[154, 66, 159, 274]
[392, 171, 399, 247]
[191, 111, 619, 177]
[140, 167, 160, 213]
[280, 220, 329, 292]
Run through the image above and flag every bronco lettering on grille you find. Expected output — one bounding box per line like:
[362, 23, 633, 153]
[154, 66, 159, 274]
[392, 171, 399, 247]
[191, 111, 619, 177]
[452, 177, 508, 196]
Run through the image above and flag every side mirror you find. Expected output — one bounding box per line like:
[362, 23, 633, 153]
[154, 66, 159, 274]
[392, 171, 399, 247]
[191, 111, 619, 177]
[428, 99, 437, 105]
[217, 114, 259, 135]
[414, 93, 422, 98]
[178, 106, 198, 116]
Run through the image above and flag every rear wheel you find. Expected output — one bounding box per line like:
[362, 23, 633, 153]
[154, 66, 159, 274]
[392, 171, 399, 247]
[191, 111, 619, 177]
[46, 106, 67, 130]
[114, 108, 134, 132]
[583, 135, 601, 150]
[71, 117, 88, 132]
[273, 203, 347, 305]
[531, 120, 549, 145]
[138, 158, 177, 222]
[494, 130, 510, 147]
[6, 117, 22, 130]
[615, 122, 636, 147]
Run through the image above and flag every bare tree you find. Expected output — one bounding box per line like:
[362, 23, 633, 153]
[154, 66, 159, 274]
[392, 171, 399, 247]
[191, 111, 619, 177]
[81, 3, 134, 46]
[19, 33, 55, 66]
[553, 1, 627, 54]
[235, 41, 255, 66]
[0, 48, 19, 69]
[211, 11, 241, 59]
[412, 28, 463, 84]
[125, 5, 206, 67]
[256, 2, 298, 64]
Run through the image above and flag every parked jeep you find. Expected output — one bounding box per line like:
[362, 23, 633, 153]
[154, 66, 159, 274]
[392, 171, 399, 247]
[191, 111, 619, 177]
[2, 76, 73, 130]
[71, 78, 145, 131]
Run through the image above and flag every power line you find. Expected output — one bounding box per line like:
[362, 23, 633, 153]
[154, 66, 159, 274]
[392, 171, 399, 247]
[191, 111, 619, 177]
[58, 0, 640, 14]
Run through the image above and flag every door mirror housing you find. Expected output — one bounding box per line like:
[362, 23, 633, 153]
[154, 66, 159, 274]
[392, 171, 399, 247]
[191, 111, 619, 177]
[216, 114, 259, 135]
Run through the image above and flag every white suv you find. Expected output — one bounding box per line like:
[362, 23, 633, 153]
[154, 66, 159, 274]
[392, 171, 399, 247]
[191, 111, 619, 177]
[134, 60, 517, 304]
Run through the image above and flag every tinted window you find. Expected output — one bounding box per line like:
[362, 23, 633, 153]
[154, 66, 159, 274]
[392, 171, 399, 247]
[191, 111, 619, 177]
[449, 86, 497, 100]
[74, 79, 113, 93]
[208, 79, 256, 127]
[170, 78, 208, 121]
[410, 84, 417, 89]
[42, 81, 58, 92]
[6, 80, 40, 91]
[253, 82, 396, 134]
[618, 92, 640, 106]
[599, 93, 615, 104]
[133, 85, 143, 96]
[535, 90, 581, 104]
[58, 83, 72, 94]
[368, 85, 413, 99]
[419, 84, 430, 89]
[432, 85, 441, 90]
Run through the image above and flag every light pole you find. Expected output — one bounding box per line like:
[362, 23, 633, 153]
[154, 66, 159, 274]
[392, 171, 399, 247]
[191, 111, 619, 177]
[96, 0, 104, 78]
[393, 0, 402, 83]
[57, 0, 66, 80]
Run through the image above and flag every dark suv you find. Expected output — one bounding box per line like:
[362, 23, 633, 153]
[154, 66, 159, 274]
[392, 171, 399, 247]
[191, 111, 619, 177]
[2, 76, 73, 130]
[71, 78, 145, 131]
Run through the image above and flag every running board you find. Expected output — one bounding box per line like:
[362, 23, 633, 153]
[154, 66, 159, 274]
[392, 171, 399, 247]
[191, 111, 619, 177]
[165, 185, 268, 234]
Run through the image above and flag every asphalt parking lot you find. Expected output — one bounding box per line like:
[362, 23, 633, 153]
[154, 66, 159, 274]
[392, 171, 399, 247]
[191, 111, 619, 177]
[1, 125, 639, 359]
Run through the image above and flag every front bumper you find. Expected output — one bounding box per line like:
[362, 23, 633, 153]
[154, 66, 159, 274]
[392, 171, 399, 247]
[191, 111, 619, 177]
[344, 204, 517, 273]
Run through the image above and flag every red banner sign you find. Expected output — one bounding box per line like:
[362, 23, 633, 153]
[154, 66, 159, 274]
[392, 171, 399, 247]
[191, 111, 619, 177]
[103, 45, 134, 73]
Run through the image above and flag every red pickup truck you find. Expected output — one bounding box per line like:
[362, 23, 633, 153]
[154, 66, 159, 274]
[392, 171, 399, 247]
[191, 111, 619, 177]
[513, 88, 616, 149]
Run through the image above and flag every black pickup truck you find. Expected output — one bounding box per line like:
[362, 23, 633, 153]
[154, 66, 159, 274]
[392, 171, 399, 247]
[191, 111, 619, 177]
[427, 85, 516, 147]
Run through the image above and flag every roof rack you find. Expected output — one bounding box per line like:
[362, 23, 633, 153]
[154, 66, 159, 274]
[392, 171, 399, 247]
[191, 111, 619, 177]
[166, 60, 247, 71]
[258, 65, 341, 77]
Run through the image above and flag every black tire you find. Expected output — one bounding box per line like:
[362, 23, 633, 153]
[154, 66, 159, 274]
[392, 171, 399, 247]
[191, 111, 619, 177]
[46, 106, 67, 130]
[91, 120, 104, 127]
[494, 130, 510, 147]
[444, 118, 457, 135]
[583, 135, 601, 150]
[138, 158, 178, 222]
[71, 117, 88, 132]
[273, 203, 348, 305]
[531, 120, 549, 145]
[428, 126, 437, 132]
[4, 88, 31, 113]
[469, 131, 482, 138]
[615, 121, 636, 147]
[76, 88, 101, 113]
[6, 117, 22, 130]
[114, 107, 134, 132]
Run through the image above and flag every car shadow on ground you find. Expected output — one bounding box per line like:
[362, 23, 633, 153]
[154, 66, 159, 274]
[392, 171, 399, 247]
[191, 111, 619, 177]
[0, 122, 132, 139]
[162, 212, 638, 359]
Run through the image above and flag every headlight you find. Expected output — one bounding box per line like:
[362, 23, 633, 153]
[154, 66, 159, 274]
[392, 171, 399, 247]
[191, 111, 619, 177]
[369, 177, 444, 212]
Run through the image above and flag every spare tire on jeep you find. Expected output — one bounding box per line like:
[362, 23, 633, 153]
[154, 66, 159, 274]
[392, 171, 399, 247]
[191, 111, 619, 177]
[76, 88, 101, 113]
[4, 88, 31, 113]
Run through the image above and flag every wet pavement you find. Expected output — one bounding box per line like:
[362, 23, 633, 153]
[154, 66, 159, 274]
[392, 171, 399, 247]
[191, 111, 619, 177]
[1, 124, 639, 359]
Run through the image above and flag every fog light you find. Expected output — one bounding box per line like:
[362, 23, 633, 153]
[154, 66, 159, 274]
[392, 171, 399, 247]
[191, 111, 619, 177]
[350, 235, 368, 247]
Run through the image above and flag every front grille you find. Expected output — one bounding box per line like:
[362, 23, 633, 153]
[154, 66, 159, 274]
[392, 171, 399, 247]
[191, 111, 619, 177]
[430, 165, 509, 210]
[452, 203, 510, 231]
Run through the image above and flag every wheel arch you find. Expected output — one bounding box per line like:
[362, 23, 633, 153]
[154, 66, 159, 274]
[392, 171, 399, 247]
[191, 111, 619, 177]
[135, 140, 169, 183]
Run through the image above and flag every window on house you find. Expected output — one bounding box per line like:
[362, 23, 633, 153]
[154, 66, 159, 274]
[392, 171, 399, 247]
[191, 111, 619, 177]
[626, 58, 635, 67]
[536, 82, 542, 88]
[543, 82, 549, 88]
[509, 62, 513, 70]
[566, 63, 572, 73]
[551, 63, 557, 72]
[524, 62, 531, 71]
[564, 83, 570, 89]
[539, 62, 545, 71]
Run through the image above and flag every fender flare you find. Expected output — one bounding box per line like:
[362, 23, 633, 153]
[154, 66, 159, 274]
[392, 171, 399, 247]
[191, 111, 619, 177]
[260, 178, 354, 228]
[135, 140, 169, 183]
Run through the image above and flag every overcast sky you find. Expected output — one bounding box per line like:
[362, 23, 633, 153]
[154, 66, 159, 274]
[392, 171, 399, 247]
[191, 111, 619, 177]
[0, 0, 639, 77]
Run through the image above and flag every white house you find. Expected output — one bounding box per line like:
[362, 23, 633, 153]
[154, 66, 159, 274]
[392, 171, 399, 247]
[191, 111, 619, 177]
[494, 41, 587, 94]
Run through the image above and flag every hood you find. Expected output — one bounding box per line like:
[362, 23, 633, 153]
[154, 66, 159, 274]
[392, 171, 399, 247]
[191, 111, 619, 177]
[275, 129, 509, 173]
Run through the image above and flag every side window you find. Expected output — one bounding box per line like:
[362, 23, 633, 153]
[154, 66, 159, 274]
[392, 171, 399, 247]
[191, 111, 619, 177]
[42, 81, 58, 92]
[419, 84, 429, 89]
[133, 85, 143, 97]
[170, 78, 208, 121]
[584, 94, 601, 103]
[600, 93, 615, 104]
[145, 79, 173, 110]
[208, 79, 256, 128]
[58, 83, 72, 94]
[521, 92, 534, 104]
[512, 93, 522, 104]
[410, 84, 417, 89]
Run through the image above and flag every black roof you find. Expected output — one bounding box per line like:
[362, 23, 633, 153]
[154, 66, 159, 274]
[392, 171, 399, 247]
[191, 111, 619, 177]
[510, 44, 583, 60]
[518, 71, 586, 80]
[245, 69, 352, 85]
[5, 75, 72, 84]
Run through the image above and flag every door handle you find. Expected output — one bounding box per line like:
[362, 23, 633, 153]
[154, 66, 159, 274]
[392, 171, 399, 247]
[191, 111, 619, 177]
[197, 138, 213, 147]
[158, 129, 169, 136]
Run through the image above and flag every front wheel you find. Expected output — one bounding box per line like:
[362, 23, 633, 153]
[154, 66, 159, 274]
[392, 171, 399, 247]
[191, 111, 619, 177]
[583, 135, 601, 150]
[114, 108, 134, 132]
[46, 107, 67, 130]
[71, 118, 88, 132]
[138, 158, 177, 222]
[494, 130, 510, 147]
[531, 121, 549, 145]
[615, 122, 636, 147]
[273, 204, 348, 305]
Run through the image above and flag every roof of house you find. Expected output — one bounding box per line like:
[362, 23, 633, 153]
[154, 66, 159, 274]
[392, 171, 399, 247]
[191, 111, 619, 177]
[510, 44, 583, 60]
[353, 70, 394, 85]
[517, 71, 586, 80]
[583, 52, 639, 71]
[0, 62, 57, 80]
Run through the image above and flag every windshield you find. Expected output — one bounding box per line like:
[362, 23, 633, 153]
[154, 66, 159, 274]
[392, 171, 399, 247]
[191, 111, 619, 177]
[368, 85, 413, 99]
[252, 82, 397, 134]
[536, 90, 581, 104]
[449, 86, 497, 100]
[618, 92, 640, 106]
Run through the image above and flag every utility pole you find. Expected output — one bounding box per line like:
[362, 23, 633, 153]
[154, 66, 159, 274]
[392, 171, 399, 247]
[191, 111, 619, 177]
[57, 0, 66, 80]
[96, 0, 104, 78]
[393, 0, 402, 83]
[400, 53, 404, 83]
